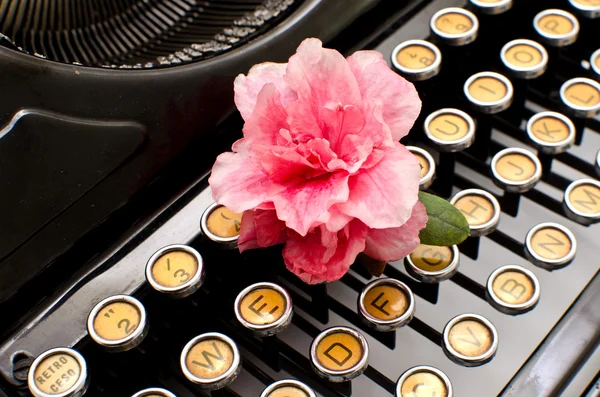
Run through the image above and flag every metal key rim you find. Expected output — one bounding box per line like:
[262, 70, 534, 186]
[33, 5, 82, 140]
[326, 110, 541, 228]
[525, 222, 577, 269]
[391, 39, 442, 81]
[463, 71, 514, 114]
[591, 49, 600, 78]
[568, 0, 600, 18]
[450, 189, 501, 236]
[560, 77, 600, 117]
[533, 9, 580, 46]
[358, 278, 415, 331]
[486, 265, 541, 314]
[407, 146, 436, 189]
[200, 202, 241, 246]
[563, 179, 600, 223]
[424, 108, 476, 151]
[260, 379, 317, 397]
[526, 111, 575, 154]
[469, 0, 512, 15]
[395, 365, 454, 397]
[131, 388, 177, 397]
[145, 244, 205, 297]
[430, 7, 479, 46]
[234, 282, 293, 336]
[87, 295, 148, 351]
[490, 147, 542, 193]
[180, 333, 241, 389]
[500, 39, 548, 79]
[405, 245, 460, 283]
[309, 326, 369, 382]
[442, 313, 498, 366]
[27, 347, 89, 397]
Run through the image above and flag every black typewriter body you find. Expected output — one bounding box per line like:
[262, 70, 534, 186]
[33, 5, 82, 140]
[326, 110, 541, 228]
[0, 0, 599, 396]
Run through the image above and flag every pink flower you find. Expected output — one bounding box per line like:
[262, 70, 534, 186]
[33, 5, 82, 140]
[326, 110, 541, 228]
[209, 38, 427, 283]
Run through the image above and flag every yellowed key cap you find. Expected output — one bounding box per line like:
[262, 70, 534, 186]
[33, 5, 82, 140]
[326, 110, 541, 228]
[442, 314, 498, 366]
[28, 347, 88, 397]
[310, 327, 369, 382]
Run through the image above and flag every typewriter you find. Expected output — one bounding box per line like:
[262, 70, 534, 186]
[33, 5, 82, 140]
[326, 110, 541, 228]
[0, 0, 599, 396]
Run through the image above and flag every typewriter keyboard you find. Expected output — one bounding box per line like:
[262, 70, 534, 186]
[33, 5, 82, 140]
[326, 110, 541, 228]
[1, 0, 600, 396]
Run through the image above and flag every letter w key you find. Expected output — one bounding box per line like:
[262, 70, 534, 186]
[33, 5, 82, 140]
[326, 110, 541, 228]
[192, 342, 225, 370]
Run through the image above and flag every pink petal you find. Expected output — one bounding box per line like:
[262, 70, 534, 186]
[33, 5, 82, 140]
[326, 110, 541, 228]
[364, 201, 428, 261]
[209, 147, 285, 214]
[238, 211, 259, 252]
[320, 103, 365, 153]
[242, 84, 290, 147]
[346, 50, 421, 141]
[283, 38, 362, 141]
[234, 62, 297, 121]
[261, 147, 325, 184]
[336, 143, 420, 229]
[283, 220, 368, 284]
[254, 209, 288, 247]
[238, 209, 288, 252]
[272, 171, 350, 236]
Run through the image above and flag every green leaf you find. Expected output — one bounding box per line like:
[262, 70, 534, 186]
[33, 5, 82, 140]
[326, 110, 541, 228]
[418, 191, 470, 246]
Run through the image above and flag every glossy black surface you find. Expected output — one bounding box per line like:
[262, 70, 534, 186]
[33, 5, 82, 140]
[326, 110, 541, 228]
[0, 0, 382, 337]
[1, 0, 599, 396]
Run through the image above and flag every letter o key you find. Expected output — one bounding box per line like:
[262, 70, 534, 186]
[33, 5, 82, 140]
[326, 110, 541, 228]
[310, 327, 369, 382]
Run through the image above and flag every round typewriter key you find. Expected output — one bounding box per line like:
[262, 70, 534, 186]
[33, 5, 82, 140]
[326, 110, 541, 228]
[87, 295, 148, 352]
[234, 282, 293, 336]
[407, 146, 436, 190]
[560, 77, 600, 118]
[525, 222, 577, 270]
[442, 314, 498, 366]
[200, 202, 243, 248]
[451, 189, 500, 236]
[395, 366, 453, 397]
[358, 278, 415, 331]
[591, 49, 600, 80]
[486, 265, 540, 314]
[131, 388, 176, 397]
[563, 179, 600, 224]
[469, 0, 512, 15]
[526, 111, 575, 154]
[501, 39, 548, 79]
[260, 379, 316, 397]
[569, 0, 600, 18]
[424, 108, 475, 152]
[430, 7, 479, 46]
[181, 333, 241, 390]
[490, 148, 542, 193]
[464, 72, 513, 114]
[405, 244, 460, 284]
[146, 244, 204, 298]
[534, 9, 580, 47]
[28, 347, 88, 397]
[310, 326, 369, 382]
[391, 40, 442, 81]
